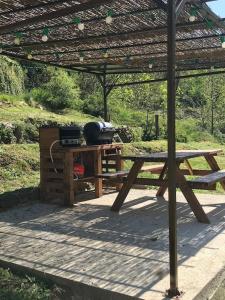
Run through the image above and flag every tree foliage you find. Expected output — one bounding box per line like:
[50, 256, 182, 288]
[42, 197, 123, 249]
[31, 68, 81, 110]
[0, 56, 24, 95]
[0, 57, 225, 142]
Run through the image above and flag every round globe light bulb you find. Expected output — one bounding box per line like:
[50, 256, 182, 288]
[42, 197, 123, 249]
[27, 54, 33, 60]
[222, 41, 225, 49]
[105, 15, 113, 24]
[42, 35, 48, 42]
[78, 23, 85, 31]
[189, 15, 196, 22]
[14, 37, 21, 45]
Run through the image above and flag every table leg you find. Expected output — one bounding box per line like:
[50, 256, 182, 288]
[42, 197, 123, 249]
[94, 150, 103, 198]
[115, 149, 124, 191]
[205, 154, 225, 191]
[111, 159, 144, 212]
[64, 152, 75, 206]
[176, 166, 210, 224]
[156, 162, 168, 197]
[184, 159, 194, 175]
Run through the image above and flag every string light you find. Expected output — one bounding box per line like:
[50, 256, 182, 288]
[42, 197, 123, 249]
[103, 49, 109, 58]
[205, 18, 213, 29]
[27, 52, 33, 60]
[79, 51, 84, 62]
[125, 55, 131, 64]
[220, 36, 225, 49]
[42, 27, 49, 42]
[189, 6, 198, 22]
[105, 9, 113, 24]
[55, 53, 61, 61]
[148, 59, 154, 69]
[14, 32, 22, 45]
[73, 17, 85, 31]
[151, 14, 156, 22]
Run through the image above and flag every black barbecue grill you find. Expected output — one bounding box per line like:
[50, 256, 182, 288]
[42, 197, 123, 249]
[83, 122, 116, 145]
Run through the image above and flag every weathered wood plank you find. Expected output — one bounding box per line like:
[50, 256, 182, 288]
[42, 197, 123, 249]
[94, 150, 103, 198]
[191, 170, 225, 186]
[176, 166, 210, 224]
[111, 159, 144, 212]
[63, 152, 74, 206]
[204, 155, 225, 191]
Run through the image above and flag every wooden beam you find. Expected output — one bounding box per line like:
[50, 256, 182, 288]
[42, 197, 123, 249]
[47, 46, 224, 64]
[32, 36, 224, 58]
[0, 0, 114, 34]
[200, 2, 222, 28]
[106, 69, 225, 87]
[176, 0, 191, 16]
[1, 6, 160, 36]
[4, 20, 225, 51]
[0, 0, 72, 17]
[3, 52, 103, 75]
[59, 48, 225, 68]
[153, 0, 167, 11]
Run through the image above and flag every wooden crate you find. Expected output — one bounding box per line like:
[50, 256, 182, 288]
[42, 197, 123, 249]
[39, 127, 123, 206]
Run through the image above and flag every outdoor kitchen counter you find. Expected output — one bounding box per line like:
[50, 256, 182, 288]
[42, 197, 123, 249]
[40, 143, 123, 206]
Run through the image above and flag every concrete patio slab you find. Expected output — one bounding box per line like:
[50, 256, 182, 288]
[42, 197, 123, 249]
[0, 189, 225, 299]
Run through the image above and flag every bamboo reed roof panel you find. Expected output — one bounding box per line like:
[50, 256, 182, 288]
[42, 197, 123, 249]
[0, 0, 225, 75]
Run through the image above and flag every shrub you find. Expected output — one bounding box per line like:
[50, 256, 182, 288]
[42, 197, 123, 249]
[82, 92, 104, 117]
[175, 118, 211, 143]
[31, 69, 81, 111]
[0, 56, 25, 95]
[0, 124, 16, 144]
[131, 127, 143, 142]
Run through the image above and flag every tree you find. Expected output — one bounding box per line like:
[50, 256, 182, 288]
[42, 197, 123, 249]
[0, 56, 25, 94]
[21, 61, 52, 90]
[32, 68, 81, 110]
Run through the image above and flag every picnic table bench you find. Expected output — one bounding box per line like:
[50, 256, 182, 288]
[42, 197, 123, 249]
[99, 149, 225, 224]
[97, 164, 164, 178]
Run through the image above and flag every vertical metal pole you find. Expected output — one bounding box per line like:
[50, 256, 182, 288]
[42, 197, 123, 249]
[211, 76, 214, 135]
[167, 0, 180, 297]
[155, 113, 159, 140]
[102, 66, 108, 122]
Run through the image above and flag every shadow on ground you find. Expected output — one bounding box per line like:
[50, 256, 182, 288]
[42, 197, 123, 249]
[0, 187, 39, 211]
[0, 192, 225, 298]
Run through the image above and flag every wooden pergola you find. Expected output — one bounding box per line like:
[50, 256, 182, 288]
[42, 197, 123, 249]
[0, 0, 225, 296]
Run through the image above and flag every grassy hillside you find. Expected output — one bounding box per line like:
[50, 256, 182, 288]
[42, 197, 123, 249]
[0, 95, 96, 125]
[0, 94, 98, 144]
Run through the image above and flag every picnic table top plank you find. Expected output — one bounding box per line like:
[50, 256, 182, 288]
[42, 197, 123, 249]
[122, 150, 222, 162]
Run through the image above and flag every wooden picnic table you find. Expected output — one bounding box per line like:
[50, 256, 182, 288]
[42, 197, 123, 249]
[111, 150, 225, 224]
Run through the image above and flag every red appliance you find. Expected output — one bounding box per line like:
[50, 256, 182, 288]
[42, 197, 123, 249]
[73, 163, 85, 178]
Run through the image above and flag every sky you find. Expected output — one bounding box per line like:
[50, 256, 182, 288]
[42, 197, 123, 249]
[207, 0, 225, 18]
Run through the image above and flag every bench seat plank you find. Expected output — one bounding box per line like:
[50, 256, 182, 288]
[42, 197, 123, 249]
[191, 170, 225, 186]
[97, 164, 164, 179]
[97, 171, 129, 178]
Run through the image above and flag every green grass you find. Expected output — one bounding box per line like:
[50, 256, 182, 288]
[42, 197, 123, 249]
[0, 144, 39, 194]
[0, 141, 224, 210]
[0, 268, 58, 300]
[0, 95, 96, 125]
